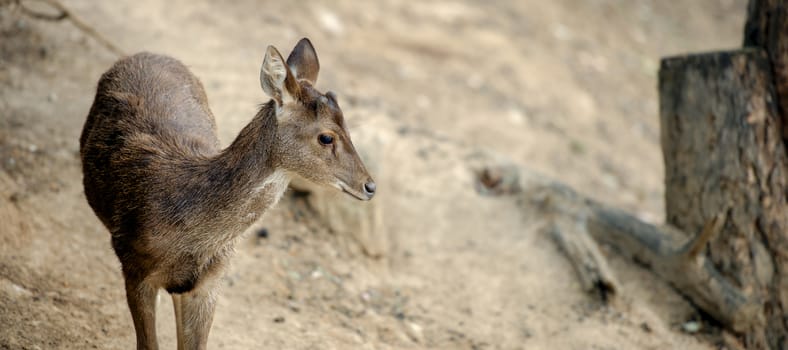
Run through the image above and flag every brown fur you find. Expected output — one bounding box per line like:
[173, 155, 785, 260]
[80, 39, 374, 349]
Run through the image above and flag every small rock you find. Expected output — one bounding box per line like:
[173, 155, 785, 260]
[682, 320, 701, 333]
[475, 165, 520, 195]
[506, 107, 527, 126]
[640, 322, 652, 333]
[9, 192, 23, 202]
[521, 327, 533, 338]
[287, 300, 301, 313]
[0, 278, 33, 298]
[48, 93, 58, 102]
[316, 8, 344, 36]
[479, 168, 503, 188]
[256, 228, 269, 239]
[404, 322, 424, 343]
[273, 316, 285, 323]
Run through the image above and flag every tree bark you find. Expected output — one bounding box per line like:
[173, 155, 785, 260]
[659, 49, 788, 349]
[743, 0, 788, 144]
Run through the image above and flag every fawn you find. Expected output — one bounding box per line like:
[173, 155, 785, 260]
[79, 38, 375, 349]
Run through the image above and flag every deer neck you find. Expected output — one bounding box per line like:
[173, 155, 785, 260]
[199, 101, 290, 220]
[216, 101, 280, 178]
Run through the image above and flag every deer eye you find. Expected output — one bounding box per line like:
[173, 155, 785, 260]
[318, 134, 334, 145]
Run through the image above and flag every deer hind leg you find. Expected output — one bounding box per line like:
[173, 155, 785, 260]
[172, 293, 185, 350]
[125, 277, 160, 350]
[174, 279, 220, 350]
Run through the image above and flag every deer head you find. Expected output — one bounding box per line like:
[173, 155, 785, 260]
[260, 38, 375, 201]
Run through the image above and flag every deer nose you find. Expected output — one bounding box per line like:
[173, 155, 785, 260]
[363, 181, 376, 197]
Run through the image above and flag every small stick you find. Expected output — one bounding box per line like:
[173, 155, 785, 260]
[17, 0, 126, 57]
[678, 209, 728, 259]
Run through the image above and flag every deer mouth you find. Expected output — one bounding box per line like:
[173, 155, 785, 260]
[336, 181, 371, 201]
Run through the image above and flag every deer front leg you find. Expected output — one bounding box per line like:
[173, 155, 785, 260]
[125, 278, 160, 350]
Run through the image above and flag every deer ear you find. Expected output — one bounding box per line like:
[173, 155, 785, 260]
[286, 38, 320, 84]
[260, 45, 291, 105]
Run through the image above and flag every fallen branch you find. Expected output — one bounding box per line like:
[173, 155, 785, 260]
[532, 184, 618, 302]
[586, 203, 760, 333]
[527, 181, 760, 333]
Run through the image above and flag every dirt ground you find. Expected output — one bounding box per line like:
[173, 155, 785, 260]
[0, 0, 749, 349]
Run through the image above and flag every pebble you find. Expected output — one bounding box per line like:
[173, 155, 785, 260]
[287, 271, 302, 281]
[681, 320, 701, 333]
[273, 316, 285, 323]
[0, 278, 33, 298]
[521, 327, 533, 338]
[287, 300, 301, 313]
[9, 192, 22, 202]
[507, 107, 526, 126]
[316, 9, 344, 36]
[475, 165, 520, 195]
[256, 227, 269, 239]
[404, 322, 424, 343]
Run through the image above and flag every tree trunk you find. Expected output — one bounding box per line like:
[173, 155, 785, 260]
[743, 0, 788, 144]
[659, 49, 788, 349]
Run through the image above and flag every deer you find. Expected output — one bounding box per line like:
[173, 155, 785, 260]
[79, 38, 376, 350]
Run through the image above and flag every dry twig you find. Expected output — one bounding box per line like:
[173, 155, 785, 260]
[15, 0, 125, 56]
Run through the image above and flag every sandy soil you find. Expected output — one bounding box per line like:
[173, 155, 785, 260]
[0, 0, 748, 349]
